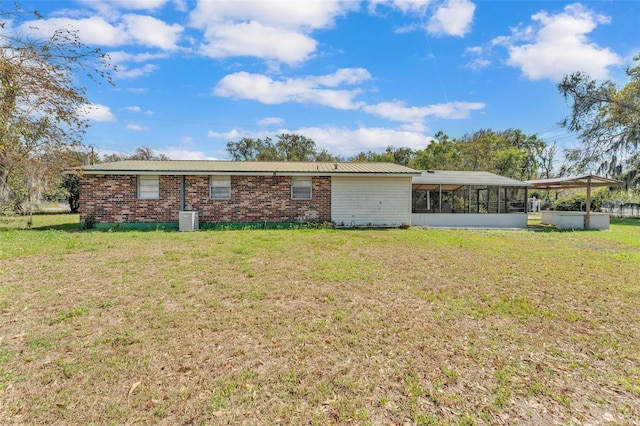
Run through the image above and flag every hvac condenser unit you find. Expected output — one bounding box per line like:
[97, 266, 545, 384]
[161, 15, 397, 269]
[179, 211, 199, 232]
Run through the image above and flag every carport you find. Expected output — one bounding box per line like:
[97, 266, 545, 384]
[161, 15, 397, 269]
[526, 175, 621, 229]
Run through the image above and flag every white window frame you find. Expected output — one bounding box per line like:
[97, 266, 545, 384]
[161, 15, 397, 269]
[291, 176, 312, 200]
[210, 175, 231, 199]
[138, 175, 159, 199]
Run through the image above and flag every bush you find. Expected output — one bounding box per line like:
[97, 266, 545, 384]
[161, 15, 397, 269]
[81, 215, 96, 230]
[552, 188, 609, 211]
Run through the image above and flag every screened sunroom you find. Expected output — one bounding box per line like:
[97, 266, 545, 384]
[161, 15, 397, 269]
[411, 171, 530, 228]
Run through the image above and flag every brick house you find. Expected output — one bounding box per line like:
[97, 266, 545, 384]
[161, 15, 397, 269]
[78, 160, 419, 229]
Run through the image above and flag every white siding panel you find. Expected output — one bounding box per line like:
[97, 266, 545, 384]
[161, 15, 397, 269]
[331, 176, 412, 227]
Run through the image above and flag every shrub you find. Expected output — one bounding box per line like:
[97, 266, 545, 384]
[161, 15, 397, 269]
[552, 188, 609, 211]
[81, 215, 96, 230]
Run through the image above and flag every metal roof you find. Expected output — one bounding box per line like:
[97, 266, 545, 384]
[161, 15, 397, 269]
[79, 160, 419, 175]
[412, 170, 530, 187]
[526, 174, 621, 189]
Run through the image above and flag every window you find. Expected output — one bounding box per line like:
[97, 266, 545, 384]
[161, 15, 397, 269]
[138, 175, 159, 199]
[210, 175, 231, 199]
[291, 176, 312, 200]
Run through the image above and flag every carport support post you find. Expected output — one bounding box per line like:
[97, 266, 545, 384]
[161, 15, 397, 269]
[585, 176, 592, 229]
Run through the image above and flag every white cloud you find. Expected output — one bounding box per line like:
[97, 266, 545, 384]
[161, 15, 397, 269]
[126, 123, 149, 131]
[190, 0, 352, 30]
[257, 117, 285, 126]
[198, 21, 317, 64]
[20, 17, 127, 46]
[157, 148, 218, 160]
[75, 0, 171, 18]
[20, 13, 182, 51]
[115, 63, 159, 79]
[126, 106, 154, 115]
[207, 126, 433, 158]
[500, 4, 622, 80]
[370, 0, 432, 15]
[207, 128, 259, 141]
[364, 100, 485, 121]
[300, 126, 433, 156]
[122, 14, 183, 50]
[189, 0, 355, 64]
[172, 0, 188, 13]
[462, 46, 491, 70]
[78, 0, 170, 11]
[78, 104, 116, 122]
[427, 0, 475, 37]
[107, 51, 165, 79]
[371, 0, 475, 37]
[463, 57, 491, 71]
[108, 51, 167, 63]
[214, 69, 371, 110]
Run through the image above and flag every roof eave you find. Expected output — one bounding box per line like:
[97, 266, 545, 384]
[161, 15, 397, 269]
[81, 169, 419, 177]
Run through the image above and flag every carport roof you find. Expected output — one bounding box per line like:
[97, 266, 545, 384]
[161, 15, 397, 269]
[413, 170, 530, 187]
[526, 174, 621, 189]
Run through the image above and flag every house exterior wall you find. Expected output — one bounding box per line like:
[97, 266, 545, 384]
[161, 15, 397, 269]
[79, 174, 331, 224]
[331, 176, 412, 227]
[184, 175, 331, 223]
[79, 175, 181, 223]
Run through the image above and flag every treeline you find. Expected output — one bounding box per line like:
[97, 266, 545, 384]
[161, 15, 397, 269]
[227, 129, 555, 181]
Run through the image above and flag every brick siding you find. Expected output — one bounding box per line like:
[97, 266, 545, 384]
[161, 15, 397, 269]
[79, 174, 331, 223]
[79, 175, 180, 223]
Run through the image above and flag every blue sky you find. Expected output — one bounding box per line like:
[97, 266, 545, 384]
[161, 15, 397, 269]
[15, 0, 640, 161]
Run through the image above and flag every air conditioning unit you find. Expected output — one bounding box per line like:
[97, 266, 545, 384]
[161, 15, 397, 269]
[179, 211, 199, 232]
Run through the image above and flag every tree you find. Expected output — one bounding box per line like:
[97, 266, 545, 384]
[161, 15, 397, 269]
[411, 131, 460, 170]
[558, 54, 640, 186]
[0, 6, 112, 210]
[61, 173, 80, 213]
[226, 133, 340, 162]
[226, 137, 263, 161]
[538, 141, 558, 179]
[412, 129, 546, 179]
[349, 146, 415, 166]
[102, 146, 169, 162]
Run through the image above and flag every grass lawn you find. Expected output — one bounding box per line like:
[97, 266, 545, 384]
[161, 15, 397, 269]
[1, 214, 639, 425]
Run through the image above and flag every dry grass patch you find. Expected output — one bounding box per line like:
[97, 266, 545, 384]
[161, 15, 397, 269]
[1, 215, 639, 424]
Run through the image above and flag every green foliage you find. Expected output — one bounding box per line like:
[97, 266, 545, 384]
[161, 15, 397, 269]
[49, 307, 86, 325]
[551, 187, 611, 212]
[228, 128, 549, 181]
[226, 133, 341, 162]
[350, 146, 415, 166]
[81, 214, 96, 230]
[558, 53, 640, 186]
[411, 129, 546, 179]
[0, 5, 112, 210]
[61, 174, 80, 213]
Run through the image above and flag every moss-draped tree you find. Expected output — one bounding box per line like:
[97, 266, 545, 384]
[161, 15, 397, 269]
[0, 6, 112, 210]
